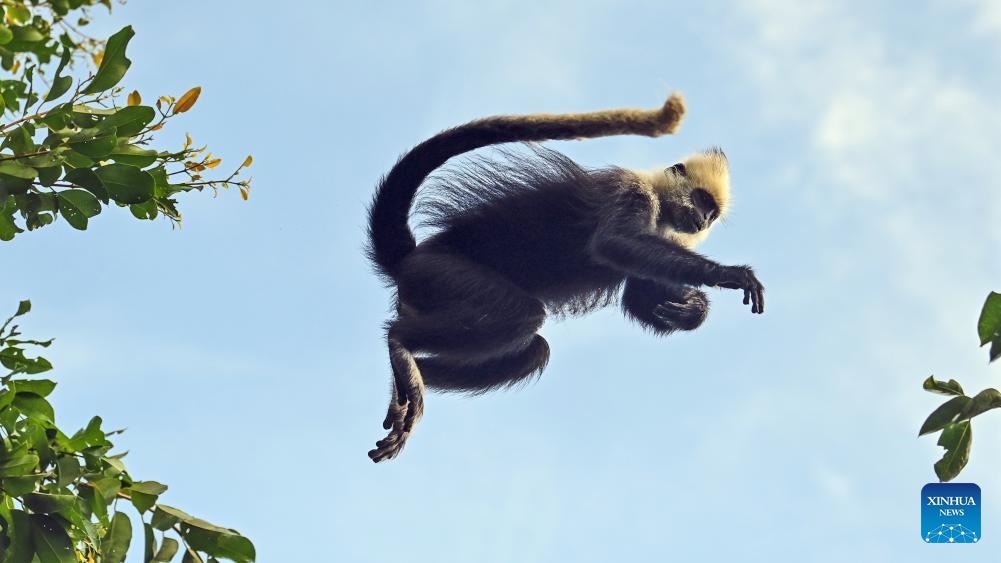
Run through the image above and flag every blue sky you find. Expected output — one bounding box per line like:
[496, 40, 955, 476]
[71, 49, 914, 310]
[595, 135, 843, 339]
[4, 0, 1001, 561]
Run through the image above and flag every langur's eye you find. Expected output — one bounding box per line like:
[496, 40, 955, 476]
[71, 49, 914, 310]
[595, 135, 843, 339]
[667, 163, 687, 177]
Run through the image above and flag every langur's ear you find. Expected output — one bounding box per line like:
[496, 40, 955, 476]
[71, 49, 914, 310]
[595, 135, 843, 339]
[667, 162, 687, 177]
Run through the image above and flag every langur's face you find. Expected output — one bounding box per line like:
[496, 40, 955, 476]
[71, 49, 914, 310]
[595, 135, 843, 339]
[660, 183, 721, 234]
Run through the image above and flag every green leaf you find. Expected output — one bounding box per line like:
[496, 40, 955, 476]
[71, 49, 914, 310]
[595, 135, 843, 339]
[21, 153, 64, 169]
[154, 538, 179, 562]
[130, 490, 158, 515]
[64, 168, 109, 203]
[128, 480, 167, 510]
[95, 164, 154, 204]
[68, 416, 110, 451]
[978, 292, 1001, 344]
[46, 76, 73, 103]
[12, 393, 55, 424]
[25, 212, 54, 231]
[101, 106, 155, 137]
[22, 494, 76, 514]
[91, 476, 121, 503]
[58, 189, 102, 230]
[1, 177, 32, 199]
[10, 25, 43, 43]
[184, 518, 232, 535]
[959, 388, 1001, 421]
[922, 375, 965, 396]
[69, 133, 116, 159]
[155, 506, 252, 563]
[155, 504, 193, 522]
[0, 26, 12, 46]
[0, 406, 19, 433]
[148, 166, 169, 188]
[16, 300, 31, 316]
[62, 150, 94, 169]
[978, 292, 1001, 362]
[45, 48, 73, 102]
[151, 506, 182, 531]
[0, 163, 38, 180]
[12, 379, 56, 397]
[182, 516, 255, 562]
[40, 108, 71, 131]
[0, 453, 40, 477]
[0, 348, 53, 374]
[0, 210, 20, 240]
[72, 105, 117, 117]
[2, 126, 36, 154]
[183, 548, 204, 563]
[144, 523, 157, 563]
[213, 534, 255, 563]
[919, 396, 970, 436]
[7, 7, 31, 25]
[7, 510, 33, 563]
[55, 456, 81, 488]
[111, 143, 158, 168]
[934, 421, 972, 482]
[103, 511, 132, 563]
[59, 504, 101, 554]
[29, 514, 76, 563]
[130, 480, 168, 496]
[5, 475, 44, 496]
[103, 455, 127, 475]
[83, 26, 134, 94]
[51, 0, 71, 16]
[130, 199, 157, 220]
[36, 166, 61, 187]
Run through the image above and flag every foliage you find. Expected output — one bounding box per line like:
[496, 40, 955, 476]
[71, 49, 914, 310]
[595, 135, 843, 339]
[0, 301, 255, 562]
[0, 0, 253, 241]
[920, 292, 1001, 481]
[977, 292, 1001, 363]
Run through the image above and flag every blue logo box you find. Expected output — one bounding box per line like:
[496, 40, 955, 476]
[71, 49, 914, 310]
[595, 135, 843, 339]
[922, 483, 981, 543]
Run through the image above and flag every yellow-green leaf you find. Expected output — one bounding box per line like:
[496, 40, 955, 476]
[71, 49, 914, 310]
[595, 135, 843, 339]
[173, 87, 201, 114]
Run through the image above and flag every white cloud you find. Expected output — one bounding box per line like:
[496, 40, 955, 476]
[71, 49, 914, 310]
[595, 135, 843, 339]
[726, 0, 1001, 311]
[962, 0, 1001, 37]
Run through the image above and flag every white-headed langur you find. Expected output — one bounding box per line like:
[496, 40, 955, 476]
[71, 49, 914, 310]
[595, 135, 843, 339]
[366, 93, 764, 462]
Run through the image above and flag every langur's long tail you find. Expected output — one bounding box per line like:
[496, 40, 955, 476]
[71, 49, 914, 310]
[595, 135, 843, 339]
[366, 92, 687, 280]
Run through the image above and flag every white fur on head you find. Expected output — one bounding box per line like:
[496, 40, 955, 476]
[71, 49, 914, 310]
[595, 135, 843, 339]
[680, 147, 730, 215]
[635, 147, 731, 249]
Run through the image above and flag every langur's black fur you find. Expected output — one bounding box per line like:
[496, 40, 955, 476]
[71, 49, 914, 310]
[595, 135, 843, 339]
[366, 94, 764, 462]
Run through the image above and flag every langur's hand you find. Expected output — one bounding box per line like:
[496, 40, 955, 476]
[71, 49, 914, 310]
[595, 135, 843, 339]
[715, 266, 764, 314]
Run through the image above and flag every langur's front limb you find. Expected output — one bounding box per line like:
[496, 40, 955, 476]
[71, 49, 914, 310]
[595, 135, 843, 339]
[589, 188, 764, 313]
[621, 277, 709, 334]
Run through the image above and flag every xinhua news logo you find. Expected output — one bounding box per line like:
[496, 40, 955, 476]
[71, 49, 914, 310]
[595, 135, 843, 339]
[922, 483, 981, 543]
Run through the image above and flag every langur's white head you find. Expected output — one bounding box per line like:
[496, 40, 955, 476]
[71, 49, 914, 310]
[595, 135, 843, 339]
[645, 147, 731, 248]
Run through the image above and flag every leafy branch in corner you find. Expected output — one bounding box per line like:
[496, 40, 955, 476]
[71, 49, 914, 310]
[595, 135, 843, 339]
[0, 301, 255, 563]
[0, 0, 254, 241]
[919, 292, 1001, 482]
